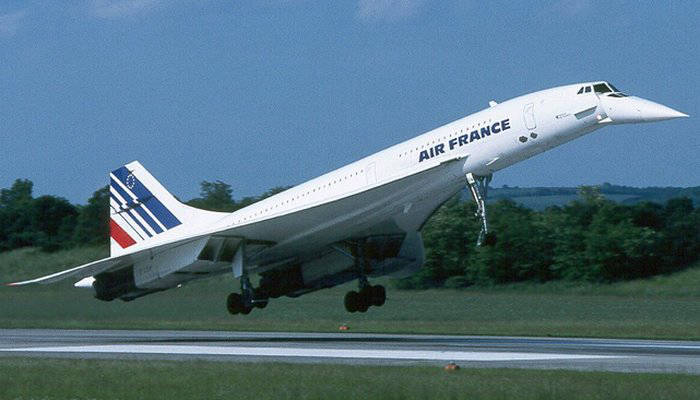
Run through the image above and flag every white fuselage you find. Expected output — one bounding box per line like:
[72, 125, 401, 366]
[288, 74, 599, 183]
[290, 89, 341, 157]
[54, 81, 686, 300]
[191, 84, 605, 268]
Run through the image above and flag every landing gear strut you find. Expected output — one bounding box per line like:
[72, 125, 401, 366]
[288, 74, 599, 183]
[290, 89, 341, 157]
[227, 276, 269, 315]
[343, 243, 386, 313]
[466, 172, 492, 246]
[227, 242, 268, 316]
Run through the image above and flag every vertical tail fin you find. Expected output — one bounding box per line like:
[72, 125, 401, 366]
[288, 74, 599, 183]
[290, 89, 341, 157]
[108, 161, 225, 256]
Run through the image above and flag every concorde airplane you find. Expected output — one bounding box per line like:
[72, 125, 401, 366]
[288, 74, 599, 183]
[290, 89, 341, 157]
[9, 81, 688, 314]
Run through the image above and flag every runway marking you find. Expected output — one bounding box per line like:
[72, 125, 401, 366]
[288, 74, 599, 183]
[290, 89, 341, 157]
[0, 345, 623, 362]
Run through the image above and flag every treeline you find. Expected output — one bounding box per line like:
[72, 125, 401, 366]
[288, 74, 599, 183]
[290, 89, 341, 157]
[1, 179, 698, 285]
[0, 180, 109, 252]
[490, 183, 700, 206]
[400, 187, 700, 288]
[0, 179, 285, 252]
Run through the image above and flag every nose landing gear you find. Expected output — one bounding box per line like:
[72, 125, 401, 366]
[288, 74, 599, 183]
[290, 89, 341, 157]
[466, 172, 492, 247]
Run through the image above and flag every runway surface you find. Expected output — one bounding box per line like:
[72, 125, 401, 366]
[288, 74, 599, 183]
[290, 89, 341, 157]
[1, 329, 698, 374]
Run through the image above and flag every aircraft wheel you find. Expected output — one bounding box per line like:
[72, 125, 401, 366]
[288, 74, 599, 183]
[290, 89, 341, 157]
[371, 285, 386, 307]
[226, 293, 242, 315]
[255, 301, 268, 309]
[356, 287, 371, 312]
[356, 297, 369, 313]
[254, 299, 268, 309]
[240, 305, 253, 315]
[344, 291, 359, 313]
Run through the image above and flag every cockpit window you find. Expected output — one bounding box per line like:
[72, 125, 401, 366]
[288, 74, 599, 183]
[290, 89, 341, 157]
[594, 83, 612, 93]
[585, 86, 591, 93]
[607, 82, 620, 92]
[577, 87, 584, 94]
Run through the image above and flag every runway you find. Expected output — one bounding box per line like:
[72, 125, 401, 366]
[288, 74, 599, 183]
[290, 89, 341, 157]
[1, 329, 698, 374]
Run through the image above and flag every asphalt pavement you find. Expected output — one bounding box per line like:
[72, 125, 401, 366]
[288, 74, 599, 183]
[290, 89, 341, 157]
[0, 329, 698, 374]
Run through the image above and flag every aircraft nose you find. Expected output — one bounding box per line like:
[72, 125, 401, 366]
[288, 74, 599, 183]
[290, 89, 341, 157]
[634, 97, 688, 122]
[599, 95, 688, 124]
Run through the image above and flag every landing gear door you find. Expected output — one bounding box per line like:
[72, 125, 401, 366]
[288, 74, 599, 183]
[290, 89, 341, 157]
[523, 103, 537, 130]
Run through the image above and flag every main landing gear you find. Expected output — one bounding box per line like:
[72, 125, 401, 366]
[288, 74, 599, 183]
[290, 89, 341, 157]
[226, 275, 268, 315]
[343, 243, 386, 313]
[466, 172, 493, 247]
[344, 280, 386, 313]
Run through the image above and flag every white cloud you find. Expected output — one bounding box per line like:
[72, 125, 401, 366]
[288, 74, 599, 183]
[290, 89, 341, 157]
[0, 9, 27, 37]
[357, 0, 425, 22]
[91, 0, 161, 19]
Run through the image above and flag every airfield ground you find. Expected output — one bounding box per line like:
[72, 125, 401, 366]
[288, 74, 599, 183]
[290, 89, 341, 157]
[1, 247, 699, 340]
[2, 247, 698, 398]
[2, 358, 699, 400]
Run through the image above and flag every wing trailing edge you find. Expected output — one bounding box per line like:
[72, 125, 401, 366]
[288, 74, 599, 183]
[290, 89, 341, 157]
[6, 256, 125, 286]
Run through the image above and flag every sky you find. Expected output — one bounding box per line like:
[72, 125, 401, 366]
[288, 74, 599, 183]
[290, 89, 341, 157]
[1, 0, 698, 204]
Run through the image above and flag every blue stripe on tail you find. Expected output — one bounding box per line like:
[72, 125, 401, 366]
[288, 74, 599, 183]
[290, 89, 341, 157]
[109, 193, 154, 238]
[110, 179, 164, 234]
[111, 166, 182, 230]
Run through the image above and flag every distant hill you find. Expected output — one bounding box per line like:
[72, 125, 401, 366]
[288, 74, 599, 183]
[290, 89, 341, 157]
[470, 183, 700, 210]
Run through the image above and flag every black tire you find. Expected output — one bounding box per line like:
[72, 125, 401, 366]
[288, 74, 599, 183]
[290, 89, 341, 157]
[254, 299, 268, 309]
[226, 293, 242, 315]
[356, 287, 372, 312]
[356, 297, 369, 312]
[371, 285, 386, 307]
[344, 291, 359, 313]
[240, 306, 253, 315]
[253, 289, 269, 309]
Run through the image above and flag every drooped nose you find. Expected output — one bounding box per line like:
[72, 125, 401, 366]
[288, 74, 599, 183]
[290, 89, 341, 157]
[599, 95, 688, 124]
[634, 97, 688, 122]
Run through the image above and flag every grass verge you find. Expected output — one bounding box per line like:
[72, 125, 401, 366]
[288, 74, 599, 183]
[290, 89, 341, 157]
[1, 358, 698, 400]
[1, 247, 699, 339]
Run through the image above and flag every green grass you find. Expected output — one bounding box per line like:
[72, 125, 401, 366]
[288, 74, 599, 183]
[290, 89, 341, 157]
[1, 247, 699, 339]
[1, 358, 698, 400]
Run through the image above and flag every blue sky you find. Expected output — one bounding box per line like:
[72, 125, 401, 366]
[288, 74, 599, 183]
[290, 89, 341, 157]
[1, 1, 697, 204]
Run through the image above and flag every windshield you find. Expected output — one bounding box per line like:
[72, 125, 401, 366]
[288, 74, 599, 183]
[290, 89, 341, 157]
[594, 83, 612, 93]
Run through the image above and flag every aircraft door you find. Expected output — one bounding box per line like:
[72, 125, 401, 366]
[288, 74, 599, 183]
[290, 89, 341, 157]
[523, 103, 537, 130]
[365, 162, 377, 185]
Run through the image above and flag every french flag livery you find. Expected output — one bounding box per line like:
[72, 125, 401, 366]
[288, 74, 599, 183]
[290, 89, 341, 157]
[108, 161, 183, 255]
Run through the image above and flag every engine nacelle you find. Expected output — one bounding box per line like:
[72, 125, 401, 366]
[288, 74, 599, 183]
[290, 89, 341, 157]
[258, 232, 424, 298]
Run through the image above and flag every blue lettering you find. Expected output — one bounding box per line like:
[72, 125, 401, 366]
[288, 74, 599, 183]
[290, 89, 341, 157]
[501, 119, 510, 131]
[480, 126, 491, 138]
[434, 143, 445, 155]
[448, 137, 458, 150]
[458, 134, 469, 146]
[470, 130, 480, 142]
[419, 150, 430, 162]
[491, 122, 501, 133]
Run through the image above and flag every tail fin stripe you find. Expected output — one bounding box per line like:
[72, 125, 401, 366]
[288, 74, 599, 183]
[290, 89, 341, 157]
[109, 193, 154, 238]
[109, 218, 137, 248]
[112, 167, 182, 230]
[110, 177, 164, 234]
[109, 200, 146, 241]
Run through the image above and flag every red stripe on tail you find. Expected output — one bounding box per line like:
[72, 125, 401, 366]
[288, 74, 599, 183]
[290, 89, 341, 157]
[110, 219, 136, 248]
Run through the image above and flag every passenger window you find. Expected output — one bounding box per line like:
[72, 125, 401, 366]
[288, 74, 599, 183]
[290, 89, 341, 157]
[585, 86, 591, 93]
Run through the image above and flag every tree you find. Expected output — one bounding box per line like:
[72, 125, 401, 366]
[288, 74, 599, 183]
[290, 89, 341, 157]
[0, 179, 35, 250]
[30, 195, 78, 251]
[187, 180, 236, 212]
[72, 186, 110, 247]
